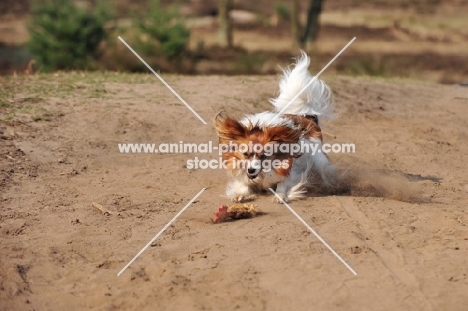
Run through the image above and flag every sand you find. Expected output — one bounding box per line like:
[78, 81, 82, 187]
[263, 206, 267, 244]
[1, 74, 468, 310]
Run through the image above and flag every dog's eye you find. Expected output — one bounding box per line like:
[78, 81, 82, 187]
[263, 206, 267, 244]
[259, 154, 267, 160]
[243, 152, 249, 157]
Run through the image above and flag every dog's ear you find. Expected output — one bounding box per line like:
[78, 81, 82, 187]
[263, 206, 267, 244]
[213, 111, 246, 143]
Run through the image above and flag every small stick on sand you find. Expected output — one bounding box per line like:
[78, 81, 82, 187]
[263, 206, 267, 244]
[91, 202, 119, 216]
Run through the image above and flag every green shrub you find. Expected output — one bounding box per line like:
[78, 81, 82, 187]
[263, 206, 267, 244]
[232, 52, 266, 74]
[134, 0, 190, 59]
[275, 2, 291, 21]
[28, 0, 112, 72]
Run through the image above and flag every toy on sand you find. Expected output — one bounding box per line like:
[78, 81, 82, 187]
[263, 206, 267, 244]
[213, 204, 262, 223]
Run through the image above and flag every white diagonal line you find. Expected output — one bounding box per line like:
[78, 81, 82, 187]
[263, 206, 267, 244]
[271, 37, 356, 123]
[118, 36, 207, 125]
[269, 188, 357, 276]
[117, 187, 206, 276]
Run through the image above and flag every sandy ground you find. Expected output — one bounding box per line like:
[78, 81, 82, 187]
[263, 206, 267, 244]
[1, 73, 468, 310]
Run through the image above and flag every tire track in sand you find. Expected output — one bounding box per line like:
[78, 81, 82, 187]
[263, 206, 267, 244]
[336, 197, 434, 310]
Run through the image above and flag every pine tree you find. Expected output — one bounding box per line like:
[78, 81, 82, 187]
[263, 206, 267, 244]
[28, 0, 112, 72]
[134, 0, 190, 59]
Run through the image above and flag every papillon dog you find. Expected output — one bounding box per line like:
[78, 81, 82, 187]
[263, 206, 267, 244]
[214, 51, 336, 203]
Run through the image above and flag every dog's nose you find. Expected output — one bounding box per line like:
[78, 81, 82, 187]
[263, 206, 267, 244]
[248, 168, 257, 175]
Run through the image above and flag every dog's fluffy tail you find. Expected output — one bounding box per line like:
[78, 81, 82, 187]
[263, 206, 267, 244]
[269, 51, 334, 119]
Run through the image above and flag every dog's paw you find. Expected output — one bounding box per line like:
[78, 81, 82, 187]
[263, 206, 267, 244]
[272, 193, 288, 204]
[231, 196, 245, 203]
[231, 194, 256, 203]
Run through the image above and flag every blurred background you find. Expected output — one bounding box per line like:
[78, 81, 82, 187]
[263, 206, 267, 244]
[0, 0, 467, 83]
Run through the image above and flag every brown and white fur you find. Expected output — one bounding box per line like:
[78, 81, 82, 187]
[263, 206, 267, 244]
[214, 51, 336, 203]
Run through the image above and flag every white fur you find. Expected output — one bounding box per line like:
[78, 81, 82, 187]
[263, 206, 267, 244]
[273, 137, 335, 203]
[270, 50, 334, 120]
[226, 171, 263, 203]
[240, 112, 297, 130]
[224, 52, 336, 203]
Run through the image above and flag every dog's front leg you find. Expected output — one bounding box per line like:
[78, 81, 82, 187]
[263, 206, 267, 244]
[226, 177, 257, 203]
[274, 170, 307, 203]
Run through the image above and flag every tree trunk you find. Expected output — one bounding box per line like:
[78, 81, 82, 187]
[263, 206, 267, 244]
[291, 0, 301, 48]
[217, 0, 233, 47]
[301, 0, 324, 46]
